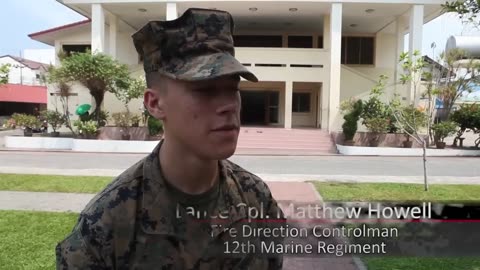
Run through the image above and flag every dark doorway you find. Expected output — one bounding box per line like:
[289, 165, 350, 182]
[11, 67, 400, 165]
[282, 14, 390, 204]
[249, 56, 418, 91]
[240, 91, 279, 126]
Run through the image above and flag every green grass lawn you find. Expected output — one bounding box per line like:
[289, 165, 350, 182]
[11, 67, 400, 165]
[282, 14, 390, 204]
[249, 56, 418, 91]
[315, 182, 480, 269]
[363, 257, 480, 270]
[0, 210, 79, 270]
[314, 182, 480, 201]
[0, 173, 112, 193]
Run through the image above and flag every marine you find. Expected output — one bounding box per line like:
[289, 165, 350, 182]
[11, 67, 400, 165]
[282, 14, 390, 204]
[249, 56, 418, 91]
[56, 7, 285, 270]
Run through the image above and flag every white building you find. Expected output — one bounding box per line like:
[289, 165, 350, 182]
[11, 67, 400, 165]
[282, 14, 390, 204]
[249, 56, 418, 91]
[0, 55, 49, 86]
[29, 0, 447, 131]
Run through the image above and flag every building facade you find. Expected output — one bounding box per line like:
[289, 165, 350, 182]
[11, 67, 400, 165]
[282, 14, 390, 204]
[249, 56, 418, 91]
[0, 55, 48, 116]
[30, 0, 446, 131]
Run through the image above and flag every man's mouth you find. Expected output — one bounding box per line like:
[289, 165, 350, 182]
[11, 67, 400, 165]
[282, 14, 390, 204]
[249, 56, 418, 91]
[212, 124, 239, 131]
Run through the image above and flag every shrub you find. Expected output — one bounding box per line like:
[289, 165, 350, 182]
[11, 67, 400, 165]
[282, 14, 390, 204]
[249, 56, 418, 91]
[130, 115, 142, 127]
[40, 110, 65, 132]
[364, 117, 390, 134]
[342, 100, 363, 141]
[111, 112, 130, 128]
[431, 121, 458, 143]
[12, 113, 41, 130]
[451, 104, 480, 132]
[397, 105, 428, 141]
[148, 116, 163, 136]
[73, 120, 98, 138]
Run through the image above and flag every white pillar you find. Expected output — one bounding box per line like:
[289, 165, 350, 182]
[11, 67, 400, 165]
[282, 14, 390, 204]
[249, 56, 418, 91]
[408, 4, 424, 105]
[284, 81, 293, 129]
[91, 4, 105, 54]
[323, 14, 331, 50]
[109, 14, 118, 58]
[54, 40, 62, 66]
[394, 17, 406, 84]
[166, 3, 178, 20]
[328, 3, 342, 132]
[321, 82, 329, 129]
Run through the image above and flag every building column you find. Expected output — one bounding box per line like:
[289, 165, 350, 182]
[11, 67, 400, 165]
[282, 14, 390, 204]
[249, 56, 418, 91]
[394, 17, 406, 85]
[109, 14, 118, 58]
[328, 3, 342, 131]
[323, 14, 331, 50]
[54, 40, 62, 66]
[166, 3, 178, 20]
[408, 4, 424, 105]
[284, 81, 293, 129]
[91, 4, 105, 54]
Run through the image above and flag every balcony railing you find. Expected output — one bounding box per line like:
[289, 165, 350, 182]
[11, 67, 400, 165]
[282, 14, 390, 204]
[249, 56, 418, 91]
[235, 47, 329, 69]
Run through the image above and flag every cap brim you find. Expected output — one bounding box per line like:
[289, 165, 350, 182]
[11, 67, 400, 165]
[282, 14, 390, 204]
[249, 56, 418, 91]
[163, 52, 258, 82]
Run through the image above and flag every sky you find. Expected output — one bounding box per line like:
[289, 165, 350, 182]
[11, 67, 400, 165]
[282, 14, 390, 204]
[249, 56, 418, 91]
[0, 0, 479, 60]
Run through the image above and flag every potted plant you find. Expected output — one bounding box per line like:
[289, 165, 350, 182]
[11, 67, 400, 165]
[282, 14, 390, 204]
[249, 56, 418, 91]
[73, 120, 99, 139]
[431, 121, 458, 149]
[41, 110, 65, 137]
[364, 117, 390, 147]
[399, 105, 428, 148]
[5, 117, 16, 129]
[341, 99, 363, 146]
[13, 113, 41, 137]
[112, 112, 131, 140]
[130, 114, 142, 127]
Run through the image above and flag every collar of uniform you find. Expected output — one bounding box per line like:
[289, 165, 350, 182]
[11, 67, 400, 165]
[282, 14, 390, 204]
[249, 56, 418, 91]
[140, 139, 247, 236]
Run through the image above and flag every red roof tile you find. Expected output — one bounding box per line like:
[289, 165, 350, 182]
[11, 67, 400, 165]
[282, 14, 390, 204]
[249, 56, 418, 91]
[5, 55, 50, 71]
[28, 19, 91, 38]
[0, 84, 47, 104]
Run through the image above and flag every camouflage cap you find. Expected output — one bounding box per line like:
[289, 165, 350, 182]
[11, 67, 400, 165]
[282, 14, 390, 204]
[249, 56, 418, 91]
[132, 8, 258, 82]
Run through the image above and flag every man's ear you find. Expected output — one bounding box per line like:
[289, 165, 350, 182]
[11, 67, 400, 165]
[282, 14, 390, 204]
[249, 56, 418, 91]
[144, 88, 166, 120]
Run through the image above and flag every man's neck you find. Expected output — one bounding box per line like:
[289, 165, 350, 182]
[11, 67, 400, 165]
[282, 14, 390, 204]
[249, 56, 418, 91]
[159, 139, 219, 195]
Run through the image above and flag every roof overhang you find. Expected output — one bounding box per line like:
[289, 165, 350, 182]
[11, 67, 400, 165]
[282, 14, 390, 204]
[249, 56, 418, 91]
[0, 84, 47, 104]
[29, 19, 91, 46]
[56, 0, 445, 34]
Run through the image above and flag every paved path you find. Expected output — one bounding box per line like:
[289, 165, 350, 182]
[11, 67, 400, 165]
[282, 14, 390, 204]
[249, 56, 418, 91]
[0, 151, 479, 183]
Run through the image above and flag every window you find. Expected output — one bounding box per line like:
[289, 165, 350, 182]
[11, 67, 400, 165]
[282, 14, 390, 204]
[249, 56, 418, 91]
[288, 36, 313, 48]
[62, 45, 91, 57]
[341, 37, 374, 65]
[292, 93, 310, 113]
[233, 35, 283, 47]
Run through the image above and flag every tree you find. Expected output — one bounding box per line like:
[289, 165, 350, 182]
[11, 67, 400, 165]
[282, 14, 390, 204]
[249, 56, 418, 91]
[443, 0, 480, 26]
[112, 75, 146, 113]
[46, 65, 77, 135]
[0, 64, 10, 85]
[391, 51, 432, 191]
[49, 51, 130, 124]
[111, 75, 146, 135]
[435, 48, 480, 121]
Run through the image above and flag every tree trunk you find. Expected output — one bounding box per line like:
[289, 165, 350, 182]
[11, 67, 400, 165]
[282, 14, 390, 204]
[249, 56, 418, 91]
[91, 92, 104, 123]
[61, 96, 76, 135]
[422, 139, 429, 191]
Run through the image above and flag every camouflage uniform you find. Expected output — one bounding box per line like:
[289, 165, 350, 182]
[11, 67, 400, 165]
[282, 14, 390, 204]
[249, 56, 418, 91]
[56, 8, 285, 270]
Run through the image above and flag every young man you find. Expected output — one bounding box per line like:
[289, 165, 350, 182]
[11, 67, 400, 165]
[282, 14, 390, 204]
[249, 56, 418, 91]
[56, 8, 285, 269]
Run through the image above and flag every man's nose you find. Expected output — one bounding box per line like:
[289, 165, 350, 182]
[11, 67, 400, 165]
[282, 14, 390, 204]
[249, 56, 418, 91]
[215, 91, 240, 115]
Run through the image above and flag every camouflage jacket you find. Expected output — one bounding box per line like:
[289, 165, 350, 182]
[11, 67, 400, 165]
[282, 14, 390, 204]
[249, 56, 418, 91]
[56, 141, 285, 269]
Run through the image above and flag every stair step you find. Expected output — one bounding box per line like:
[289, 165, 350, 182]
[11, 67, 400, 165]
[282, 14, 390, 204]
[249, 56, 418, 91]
[234, 127, 337, 154]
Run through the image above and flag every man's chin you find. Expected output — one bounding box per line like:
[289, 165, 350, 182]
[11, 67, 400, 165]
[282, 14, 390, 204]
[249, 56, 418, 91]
[209, 144, 237, 160]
